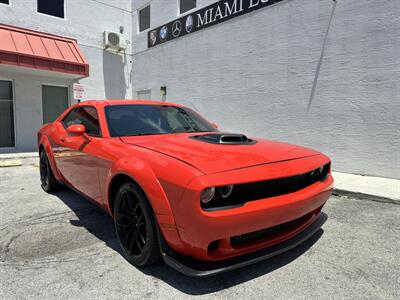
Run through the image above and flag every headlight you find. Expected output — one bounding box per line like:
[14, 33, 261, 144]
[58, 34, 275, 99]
[200, 187, 215, 204]
[220, 185, 234, 198]
[311, 166, 323, 176]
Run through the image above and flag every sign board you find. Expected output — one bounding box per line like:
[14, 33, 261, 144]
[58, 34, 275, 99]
[148, 0, 284, 48]
[73, 83, 85, 100]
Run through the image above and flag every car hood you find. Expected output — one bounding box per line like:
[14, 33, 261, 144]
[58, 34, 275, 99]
[120, 133, 320, 174]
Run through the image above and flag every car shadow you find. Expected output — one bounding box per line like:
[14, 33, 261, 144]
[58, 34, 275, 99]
[53, 188, 324, 296]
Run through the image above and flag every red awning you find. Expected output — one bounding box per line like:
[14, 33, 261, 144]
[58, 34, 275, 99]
[0, 23, 89, 77]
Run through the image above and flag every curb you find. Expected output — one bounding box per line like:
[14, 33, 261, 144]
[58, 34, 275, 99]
[0, 152, 38, 159]
[0, 159, 22, 167]
[333, 189, 399, 205]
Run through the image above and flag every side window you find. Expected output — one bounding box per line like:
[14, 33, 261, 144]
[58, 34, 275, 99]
[62, 106, 101, 137]
[62, 108, 82, 127]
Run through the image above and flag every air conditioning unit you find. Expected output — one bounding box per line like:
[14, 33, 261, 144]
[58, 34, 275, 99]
[103, 31, 127, 51]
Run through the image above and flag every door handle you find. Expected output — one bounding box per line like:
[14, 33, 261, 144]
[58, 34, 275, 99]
[60, 138, 66, 142]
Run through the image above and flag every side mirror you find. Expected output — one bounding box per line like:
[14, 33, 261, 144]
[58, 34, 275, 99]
[66, 124, 86, 135]
[211, 122, 218, 129]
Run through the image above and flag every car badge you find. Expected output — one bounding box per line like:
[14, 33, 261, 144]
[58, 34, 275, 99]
[172, 20, 182, 38]
[186, 15, 193, 33]
[160, 26, 168, 41]
[149, 30, 157, 45]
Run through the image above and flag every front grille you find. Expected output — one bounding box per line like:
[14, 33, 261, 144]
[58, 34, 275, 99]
[202, 163, 330, 211]
[231, 211, 314, 246]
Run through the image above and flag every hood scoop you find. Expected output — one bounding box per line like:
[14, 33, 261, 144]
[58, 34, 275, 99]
[190, 133, 257, 145]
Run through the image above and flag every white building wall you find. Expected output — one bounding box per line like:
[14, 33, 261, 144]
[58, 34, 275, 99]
[131, 0, 400, 179]
[0, 0, 134, 152]
[0, 0, 133, 100]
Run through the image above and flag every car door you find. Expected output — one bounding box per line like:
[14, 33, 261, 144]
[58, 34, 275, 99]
[54, 106, 102, 202]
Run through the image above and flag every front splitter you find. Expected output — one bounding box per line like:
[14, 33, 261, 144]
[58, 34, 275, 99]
[160, 212, 328, 278]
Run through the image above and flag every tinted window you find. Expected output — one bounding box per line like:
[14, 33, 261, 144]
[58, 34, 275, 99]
[0, 1, 10, 5]
[139, 5, 150, 32]
[105, 105, 216, 137]
[180, 0, 196, 14]
[62, 106, 101, 137]
[38, 0, 64, 18]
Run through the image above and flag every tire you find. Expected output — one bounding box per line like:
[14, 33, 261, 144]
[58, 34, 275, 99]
[114, 182, 161, 266]
[39, 150, 62, 192]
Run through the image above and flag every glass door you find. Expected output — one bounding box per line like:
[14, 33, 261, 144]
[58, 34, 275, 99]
[0, 80, 15, 148]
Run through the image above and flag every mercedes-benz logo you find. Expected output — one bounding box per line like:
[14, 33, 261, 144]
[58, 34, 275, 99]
[160, 26, 168, 41]
[172, 20, 182, 38]
[186, 15, 193, 33]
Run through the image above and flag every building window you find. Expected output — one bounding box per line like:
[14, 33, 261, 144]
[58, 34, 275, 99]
[139, 5, 150, 32]
[180, 0, 196, 14]
[0, 80, 15, 148]
[37, 0, 64, 19]
[0, 0, 10, 5]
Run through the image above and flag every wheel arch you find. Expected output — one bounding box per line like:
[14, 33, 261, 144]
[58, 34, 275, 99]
[106, 159, 188, 254]
[107, 174, 141, 216]
[106, 169, 174, 218]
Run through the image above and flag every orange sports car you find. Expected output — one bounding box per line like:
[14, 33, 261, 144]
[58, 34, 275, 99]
[38, 100, 333, 277]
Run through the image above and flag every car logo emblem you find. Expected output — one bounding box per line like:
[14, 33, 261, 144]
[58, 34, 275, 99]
[172, 20, 182, 38]
[186, 15, 193, 33]
[149, 30, 157, 45]
[160, 26, 168, 41]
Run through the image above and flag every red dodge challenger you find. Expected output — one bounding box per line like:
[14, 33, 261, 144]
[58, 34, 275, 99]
[38, 100, 333, 277]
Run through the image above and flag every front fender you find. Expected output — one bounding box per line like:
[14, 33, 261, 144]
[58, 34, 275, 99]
[108, 157, 173, 215]
[107, 157, 187, 253]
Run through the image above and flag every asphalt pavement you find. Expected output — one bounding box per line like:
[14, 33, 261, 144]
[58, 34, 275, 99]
[0, 158, 399, 299]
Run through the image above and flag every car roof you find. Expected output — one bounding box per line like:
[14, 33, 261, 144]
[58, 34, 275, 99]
[78, 99, 186, 108]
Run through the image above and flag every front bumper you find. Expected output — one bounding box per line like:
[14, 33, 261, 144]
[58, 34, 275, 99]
[160, 212, 327, 278]
[172, 155, 333, 261]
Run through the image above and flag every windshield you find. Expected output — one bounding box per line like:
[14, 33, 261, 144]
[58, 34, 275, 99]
[105, 104, 218, 137]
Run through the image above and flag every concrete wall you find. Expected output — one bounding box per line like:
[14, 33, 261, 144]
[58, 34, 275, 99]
[0, 0, 133, 100]
[131, 0, 400, 179]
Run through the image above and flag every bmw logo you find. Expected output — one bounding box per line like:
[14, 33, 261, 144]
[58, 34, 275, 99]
[160, 26, 168, 41]
[186, 15, 193, 33]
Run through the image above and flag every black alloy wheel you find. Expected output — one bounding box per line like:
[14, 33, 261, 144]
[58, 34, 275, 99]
[39, 150, 61, 192]
[114, 182, 160, 266]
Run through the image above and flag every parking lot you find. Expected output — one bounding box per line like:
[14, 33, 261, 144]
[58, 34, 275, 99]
[0, 158, 399, 300]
